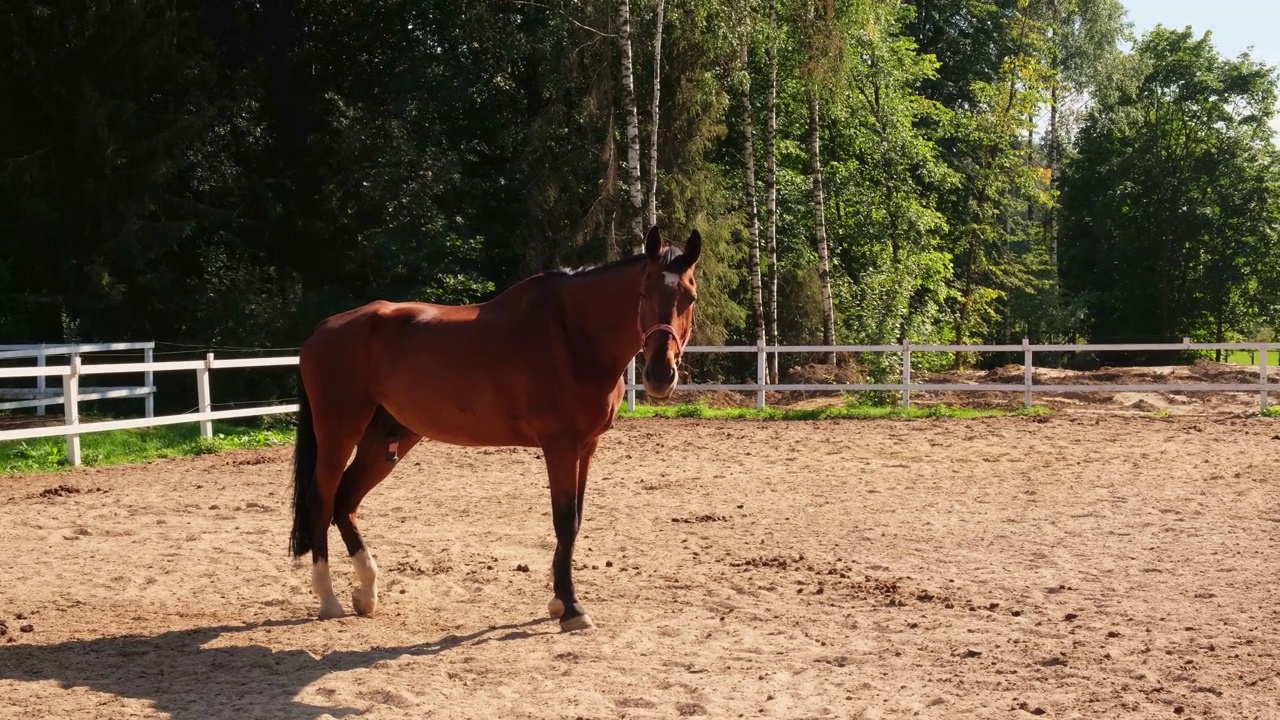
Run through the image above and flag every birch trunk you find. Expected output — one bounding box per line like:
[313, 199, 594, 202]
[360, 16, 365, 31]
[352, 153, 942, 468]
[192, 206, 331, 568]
[1046, 0, 1061, 277]
[809, 93, 836, 364]
[602, 6, 620, 260]
[766, 0, 780, 383]
[647, 0, 665, 230]
[741, 40, 765, 354]
[1048, 78, 1059, 273]
[618, 0, 644, 252]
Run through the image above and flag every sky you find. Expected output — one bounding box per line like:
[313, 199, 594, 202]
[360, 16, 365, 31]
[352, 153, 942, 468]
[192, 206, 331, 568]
[1121, 0, 1280, 134]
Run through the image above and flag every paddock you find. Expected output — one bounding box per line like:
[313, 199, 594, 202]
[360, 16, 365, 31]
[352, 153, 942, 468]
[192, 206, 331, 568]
[0, 415, 1276, 719]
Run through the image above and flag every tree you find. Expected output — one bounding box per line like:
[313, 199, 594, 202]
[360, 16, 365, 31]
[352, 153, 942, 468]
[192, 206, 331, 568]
[1059, 26, 1280, 347]
[737, 37, 766, 351]
[619, 0, 645, 251]
[799, 0, 842, 363]
[647, 0, 666, 230]
[824, 3, 955, 351]
[1038, 0, 1131, 270]
[765, 0, 781, 381]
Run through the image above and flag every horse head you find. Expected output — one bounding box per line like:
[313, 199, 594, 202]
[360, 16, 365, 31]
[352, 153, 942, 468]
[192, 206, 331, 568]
[637, 225, 701, 400]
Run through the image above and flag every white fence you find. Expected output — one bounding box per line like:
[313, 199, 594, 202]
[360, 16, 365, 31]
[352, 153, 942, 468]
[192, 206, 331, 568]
[0, 343, 157, 416]
[0, 339, 1274, 467]
[0, 352, 298, 466]
[632, 338, 1277, 413]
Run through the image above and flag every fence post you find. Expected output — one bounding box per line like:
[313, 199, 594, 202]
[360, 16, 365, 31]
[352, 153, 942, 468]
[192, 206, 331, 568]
[63, 354, 81, 467]
[1023, 338, 1033, 409]
[1261, 343, 1270, 413]
[197, 352, 213, 439]
[144, 346, 155, 418]
[36, 343, 47, 416]
[901, 342, 911, 408]
[756, 338, 767, 410]
[626, 356, 636, 413]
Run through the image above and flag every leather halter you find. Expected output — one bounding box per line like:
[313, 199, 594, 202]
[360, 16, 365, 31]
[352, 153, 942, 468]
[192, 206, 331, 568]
[637, 298, 686, 354]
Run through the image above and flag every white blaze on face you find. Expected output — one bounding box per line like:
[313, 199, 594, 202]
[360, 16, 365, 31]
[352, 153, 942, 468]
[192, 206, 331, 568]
[662, 272, 681, 288]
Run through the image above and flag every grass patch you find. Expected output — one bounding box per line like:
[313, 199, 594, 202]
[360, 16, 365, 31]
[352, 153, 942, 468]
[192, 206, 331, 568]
[1223, 349, 1279, 366]
[1263, 406, 1280, 419]
[1, 421, 295, 474]
[619, 401, 1050, 421]
[2, 399, 1051, 474]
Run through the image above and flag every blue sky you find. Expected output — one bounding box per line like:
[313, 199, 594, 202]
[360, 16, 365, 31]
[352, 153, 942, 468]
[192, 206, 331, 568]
[1122, 0, 1280, 133]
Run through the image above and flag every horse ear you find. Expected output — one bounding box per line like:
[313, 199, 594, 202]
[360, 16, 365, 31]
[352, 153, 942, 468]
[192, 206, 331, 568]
[645, 226, 663, 261]
[682, 229, 702, 266]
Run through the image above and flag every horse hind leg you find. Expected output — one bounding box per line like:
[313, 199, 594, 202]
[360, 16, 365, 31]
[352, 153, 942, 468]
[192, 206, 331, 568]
[311, 432, 366, 620]
[293, 389, 375, 621]
[335, 406, 423, 616]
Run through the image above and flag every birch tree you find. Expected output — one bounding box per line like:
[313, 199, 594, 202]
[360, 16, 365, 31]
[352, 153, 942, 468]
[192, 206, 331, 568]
[765, 0, 780, 381]
[803, 0, 838, 363]
[739, 37, 765, 352]
[647, 0, 665, 229]
[619, 0, 645, 250]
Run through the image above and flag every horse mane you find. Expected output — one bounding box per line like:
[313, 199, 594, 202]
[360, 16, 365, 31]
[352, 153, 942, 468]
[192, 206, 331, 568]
[544, 245, 687, 279]
[492, 244, 688, 312]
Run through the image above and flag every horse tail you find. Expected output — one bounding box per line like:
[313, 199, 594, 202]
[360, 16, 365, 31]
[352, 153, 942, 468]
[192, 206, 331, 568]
[289, 375, 318, 559]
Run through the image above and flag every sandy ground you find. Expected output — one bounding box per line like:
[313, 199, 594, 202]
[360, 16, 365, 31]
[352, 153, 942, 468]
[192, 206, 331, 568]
[1, 415, 1278, 719]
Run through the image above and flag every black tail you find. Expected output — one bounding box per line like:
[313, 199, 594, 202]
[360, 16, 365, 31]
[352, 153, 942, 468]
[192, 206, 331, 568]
[289, 377, 318, 558]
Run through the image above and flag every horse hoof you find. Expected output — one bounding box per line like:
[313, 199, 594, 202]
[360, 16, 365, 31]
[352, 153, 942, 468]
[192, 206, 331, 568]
[317, 597, 345, 620]
[548, 597, 565, 619]
[352, 588, 377, 616]
[560, 613, 595, 632]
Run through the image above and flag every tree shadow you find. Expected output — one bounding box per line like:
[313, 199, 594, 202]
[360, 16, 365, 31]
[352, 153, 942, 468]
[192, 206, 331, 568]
[0, 616, 554, 719]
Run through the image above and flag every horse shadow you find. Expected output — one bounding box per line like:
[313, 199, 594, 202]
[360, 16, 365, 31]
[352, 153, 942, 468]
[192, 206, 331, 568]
[0, 616, 554, 719]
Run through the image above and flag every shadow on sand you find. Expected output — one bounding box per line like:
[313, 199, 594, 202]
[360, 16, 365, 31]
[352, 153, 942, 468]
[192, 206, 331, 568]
[0, 616, 555, 719]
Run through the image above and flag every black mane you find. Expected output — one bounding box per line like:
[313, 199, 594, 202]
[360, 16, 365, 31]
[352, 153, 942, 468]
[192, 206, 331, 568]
[544, 245, 687, 278]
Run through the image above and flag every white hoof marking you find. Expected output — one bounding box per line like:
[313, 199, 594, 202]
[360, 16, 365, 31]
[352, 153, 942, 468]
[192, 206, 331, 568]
[312, 559, 344, 620]
[560, 614, 596, 632]
[351, 549, 379, 616]
[318, 596, 345, 620]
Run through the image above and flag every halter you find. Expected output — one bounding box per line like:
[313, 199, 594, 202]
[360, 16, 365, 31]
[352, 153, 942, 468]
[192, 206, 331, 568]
[637, 298, 686, 354]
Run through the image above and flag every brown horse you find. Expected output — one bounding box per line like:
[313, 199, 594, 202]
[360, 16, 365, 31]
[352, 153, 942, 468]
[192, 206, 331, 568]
[288, 226, 701, 631]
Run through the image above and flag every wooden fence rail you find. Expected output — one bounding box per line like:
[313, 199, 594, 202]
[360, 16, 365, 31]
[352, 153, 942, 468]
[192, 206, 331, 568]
[0, 343, 156, 416]
[0, 339, 1274, 466]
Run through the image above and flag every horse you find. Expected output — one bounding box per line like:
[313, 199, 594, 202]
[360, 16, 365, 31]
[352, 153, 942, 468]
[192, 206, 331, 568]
[287, 225, 702, 632]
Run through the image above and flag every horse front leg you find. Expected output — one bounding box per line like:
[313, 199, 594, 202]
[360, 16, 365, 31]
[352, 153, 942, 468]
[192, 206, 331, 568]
[543, 439, 594, 632]
[548, 438, 599, 623]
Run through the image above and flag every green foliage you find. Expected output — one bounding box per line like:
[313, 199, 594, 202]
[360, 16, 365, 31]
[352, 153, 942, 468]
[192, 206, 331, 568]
[824, 4, 955, 354]
[0, 0, 1275, 398]
[1059, 26, 1280, 345]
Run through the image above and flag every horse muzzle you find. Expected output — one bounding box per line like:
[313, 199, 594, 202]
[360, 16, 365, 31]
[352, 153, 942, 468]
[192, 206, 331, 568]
[642, 362, 679, 399]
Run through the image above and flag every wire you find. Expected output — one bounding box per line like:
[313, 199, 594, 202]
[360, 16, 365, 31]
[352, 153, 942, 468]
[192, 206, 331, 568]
[154, 341, 301, 353]
[208, 398, 296, 409]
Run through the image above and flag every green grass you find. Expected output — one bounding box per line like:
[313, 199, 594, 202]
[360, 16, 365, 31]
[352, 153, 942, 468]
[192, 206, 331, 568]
[618, 401, 1050, 421]
[1, 421, 295, 475]
[1223, 349, 1279, 366]
[2, 400, 1047, 475]
[1263, 406, 1280, 419]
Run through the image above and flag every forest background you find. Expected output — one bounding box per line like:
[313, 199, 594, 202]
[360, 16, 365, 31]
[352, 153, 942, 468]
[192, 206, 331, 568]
[2, 0, 1278, 406]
